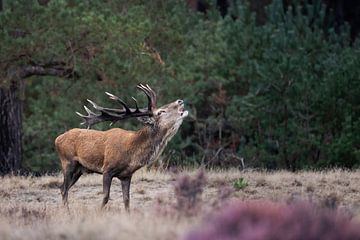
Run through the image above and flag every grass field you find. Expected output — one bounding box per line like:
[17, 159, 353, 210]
[0, 169, 359, 239]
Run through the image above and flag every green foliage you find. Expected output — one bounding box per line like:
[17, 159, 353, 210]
[224, 1, 360, 170]
[1, 0, 359, 172]
[233, 178, 248, 190]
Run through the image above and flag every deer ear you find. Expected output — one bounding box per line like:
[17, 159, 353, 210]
[137, 116, 155, 125]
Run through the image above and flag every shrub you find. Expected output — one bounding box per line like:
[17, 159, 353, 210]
[173, 169, 207, 216]
[185, 200, 360, 240]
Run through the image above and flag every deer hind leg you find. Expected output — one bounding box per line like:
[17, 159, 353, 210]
[120, 176, 132, 212]
[101, 171, 113, 209]
[61, 161, 82, 206]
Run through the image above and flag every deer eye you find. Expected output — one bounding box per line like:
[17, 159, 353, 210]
[157, 110, 166, 116]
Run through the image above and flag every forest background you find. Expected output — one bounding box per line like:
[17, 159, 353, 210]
[0, 0, 359, 174]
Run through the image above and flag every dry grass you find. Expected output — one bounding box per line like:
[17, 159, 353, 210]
[0, 169, 359, 239]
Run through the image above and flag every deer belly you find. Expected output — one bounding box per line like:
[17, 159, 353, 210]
[76, 156, 104, 173]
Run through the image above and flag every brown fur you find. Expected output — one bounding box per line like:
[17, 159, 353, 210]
[55, 99, 188, 211]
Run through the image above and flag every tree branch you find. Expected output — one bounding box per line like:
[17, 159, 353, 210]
[18, 64, 77, 79]
[19, 66, 68, 78]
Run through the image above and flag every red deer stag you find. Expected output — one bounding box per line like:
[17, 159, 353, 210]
[55, 84, 188, 211]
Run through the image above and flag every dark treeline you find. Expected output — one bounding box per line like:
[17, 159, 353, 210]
[0, 0, 359, 174]
[191, 0, 360, 38]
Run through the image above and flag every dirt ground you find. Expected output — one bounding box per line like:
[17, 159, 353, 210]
[0, 169, 359, 239]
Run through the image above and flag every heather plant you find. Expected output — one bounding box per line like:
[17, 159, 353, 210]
[210, 185, 234, 210]
[216, 186, 234, 203]
[0, 206, 47, 225]
[173, 169, 207, 216]
[185, 200, 360, 240]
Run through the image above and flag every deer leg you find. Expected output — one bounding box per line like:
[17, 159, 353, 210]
[101, 172, 113, 209]
[120, 176, 132, 212]
[69, 167, 83, 189]
[61, 169, 73, 206]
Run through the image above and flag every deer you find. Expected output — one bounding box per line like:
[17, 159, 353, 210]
[55, 84, 188, 211]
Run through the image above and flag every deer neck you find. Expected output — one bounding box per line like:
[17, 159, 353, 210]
[134, 123, 179, 167]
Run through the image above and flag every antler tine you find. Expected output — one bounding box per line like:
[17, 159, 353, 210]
[132, 97, 140, 112]
[76, 111, 86, 118]
[76, 111, 92, 129]
[137, 84, 152, 111]
[137, 84, 157, 111]
[105, 92, 131, 113]
[76, 104, 104, 129]
[84, 103, 97, 114]
[145, 84, 157, 108]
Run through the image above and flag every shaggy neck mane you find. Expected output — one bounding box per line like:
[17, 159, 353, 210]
[135, 122, 181, 166]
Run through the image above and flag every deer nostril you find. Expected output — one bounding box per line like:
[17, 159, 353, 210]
[177, 99, 184, 105]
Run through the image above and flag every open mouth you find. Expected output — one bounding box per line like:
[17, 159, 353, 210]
[178, 106, 188, 117]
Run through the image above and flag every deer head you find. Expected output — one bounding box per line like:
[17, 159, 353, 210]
[76, 84, 188, 129]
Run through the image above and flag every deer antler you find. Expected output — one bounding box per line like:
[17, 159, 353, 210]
[76, 84, 157, 128]
[136, 84, 157, 111]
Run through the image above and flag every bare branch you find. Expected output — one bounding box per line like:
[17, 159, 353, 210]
[16, 62, 76, 79]
[19, 66, 69, 78]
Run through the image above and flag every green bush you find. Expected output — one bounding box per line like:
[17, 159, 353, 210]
[1, 0, 359, 172]
[233, 178, 248, 190]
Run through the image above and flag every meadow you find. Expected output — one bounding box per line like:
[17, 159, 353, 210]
[0, 169, 359, 239]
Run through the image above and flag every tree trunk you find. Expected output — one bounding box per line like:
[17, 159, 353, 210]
[0, 81, 23, 175]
